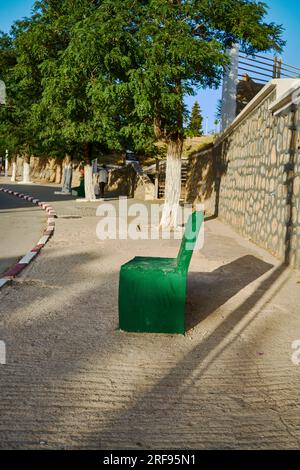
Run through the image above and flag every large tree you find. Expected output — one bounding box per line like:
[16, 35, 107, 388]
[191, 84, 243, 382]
[1, 1, 108, 193]
[73, 0, 283, 225]
[117, 0, 284, 227]
[28, 0, 105, 196]
[28, 0, 139, 199]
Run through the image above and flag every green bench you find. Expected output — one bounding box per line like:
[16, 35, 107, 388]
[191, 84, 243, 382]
[118, 210, 204, 334]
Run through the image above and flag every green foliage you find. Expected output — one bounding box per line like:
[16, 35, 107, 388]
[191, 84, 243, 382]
[188, 101, 203, 137]
[0, 0, 285, 159]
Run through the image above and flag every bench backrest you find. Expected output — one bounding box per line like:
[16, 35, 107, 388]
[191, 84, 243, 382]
[176, 211, 204, 271]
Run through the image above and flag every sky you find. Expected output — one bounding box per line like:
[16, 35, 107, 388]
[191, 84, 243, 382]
[1, 0, 300, 132]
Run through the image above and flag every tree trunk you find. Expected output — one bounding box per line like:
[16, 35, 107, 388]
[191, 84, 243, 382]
[160, 137, 183, 228]
[61, 153, 73, 193]
[83, 143, 96, 201]
[11, 154, 16, 182]
[84, 164, 96, 200]
[159, 67, 184, 228]
[4, 150, 9, 177]
[22, 155, 31, 183]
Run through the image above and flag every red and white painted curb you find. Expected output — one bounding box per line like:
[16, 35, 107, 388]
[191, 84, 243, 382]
[0, 187, 57, 289]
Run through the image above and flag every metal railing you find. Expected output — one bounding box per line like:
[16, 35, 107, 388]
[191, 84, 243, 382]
[238, 53, 300, 84]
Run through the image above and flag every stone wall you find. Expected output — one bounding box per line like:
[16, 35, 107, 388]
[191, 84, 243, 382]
[9, 155, 138, 197]
[193, 79, 300, 269]
[9, 155, 82, 187]
[10, 155, 62, 183]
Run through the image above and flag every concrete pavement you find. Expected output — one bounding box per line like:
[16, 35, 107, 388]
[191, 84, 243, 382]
[0, 181, 300, 449]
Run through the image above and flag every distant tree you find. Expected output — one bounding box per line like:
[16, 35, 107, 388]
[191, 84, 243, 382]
[214, 118, 220, 135]
[188, 102, 203, 137]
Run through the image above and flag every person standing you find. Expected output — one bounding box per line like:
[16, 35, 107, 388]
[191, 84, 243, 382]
[98, 164, 108, 198]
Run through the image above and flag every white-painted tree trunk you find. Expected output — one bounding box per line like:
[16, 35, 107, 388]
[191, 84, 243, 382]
[22, 160, 31, 183]
[4, 154, 8, 177]
[160, 138, 183, 229]
[11, 161, 16, 182]
[84, 164, 96, 200]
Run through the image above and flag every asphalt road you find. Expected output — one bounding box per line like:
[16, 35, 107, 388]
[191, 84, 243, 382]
[0, 185, 45, 277]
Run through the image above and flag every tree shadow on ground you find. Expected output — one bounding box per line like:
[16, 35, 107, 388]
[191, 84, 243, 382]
[82, 262, 288, 449]
[0, 250, 122, 447]
[0, 183, 76, 206]
[186, 255, 273, 331]
[0, 256, 23, 278]
[0, 244, 291, 449]
[0, 190, 44, 211]
[185, 144, 215, 207]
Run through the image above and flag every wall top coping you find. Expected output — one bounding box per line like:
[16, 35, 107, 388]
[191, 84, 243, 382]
[269, 79, 300, 116]
[215, 79, 300, 145]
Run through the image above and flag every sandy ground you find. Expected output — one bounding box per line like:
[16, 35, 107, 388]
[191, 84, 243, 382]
[0, 182, 300, 449]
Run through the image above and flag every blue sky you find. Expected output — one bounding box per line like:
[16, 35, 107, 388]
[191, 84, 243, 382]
[187, 0, 300, 131]
[1, 0, 300, 131]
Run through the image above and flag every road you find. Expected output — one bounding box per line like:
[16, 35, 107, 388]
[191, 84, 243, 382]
[0, 183, 45, 276]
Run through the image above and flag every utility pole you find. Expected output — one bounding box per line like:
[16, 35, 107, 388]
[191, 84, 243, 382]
[221, 45, 239, 132]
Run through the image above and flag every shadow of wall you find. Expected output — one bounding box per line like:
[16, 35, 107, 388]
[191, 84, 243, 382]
[185, 144, 215, 212]
[185, 142, 228, 219]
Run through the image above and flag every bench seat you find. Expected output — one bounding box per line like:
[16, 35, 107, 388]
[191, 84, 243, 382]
[118, 211, 203, 334]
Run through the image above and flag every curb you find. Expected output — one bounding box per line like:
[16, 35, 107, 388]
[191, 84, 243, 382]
[0, 187, 57, 289]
